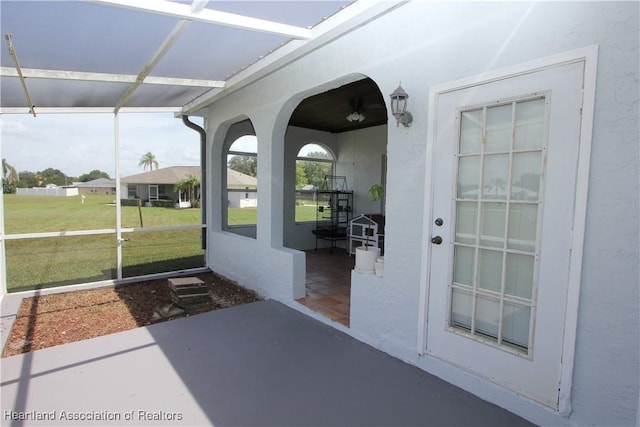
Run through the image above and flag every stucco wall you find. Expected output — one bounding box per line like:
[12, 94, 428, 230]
[203, 2, 639, 425]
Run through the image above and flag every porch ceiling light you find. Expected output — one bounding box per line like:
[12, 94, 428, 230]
[390, 83, 413, 127]
[346, 98, 366, 123]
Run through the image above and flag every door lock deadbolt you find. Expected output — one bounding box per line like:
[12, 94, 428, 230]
[435, 218, 444, 226]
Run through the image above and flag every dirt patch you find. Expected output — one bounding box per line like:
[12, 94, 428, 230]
[2, 272, 261, 357]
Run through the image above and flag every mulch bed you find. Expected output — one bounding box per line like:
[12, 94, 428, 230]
[2, 272, 261, 357]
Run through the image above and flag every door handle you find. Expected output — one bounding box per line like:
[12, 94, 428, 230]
[431, 236, 443, 245]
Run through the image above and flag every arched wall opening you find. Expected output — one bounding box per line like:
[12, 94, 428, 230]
[221, 119, 258, 239]
[277, 75, 389, 327]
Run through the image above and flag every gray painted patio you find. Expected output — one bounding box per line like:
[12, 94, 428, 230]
[1, 300, 534, 426]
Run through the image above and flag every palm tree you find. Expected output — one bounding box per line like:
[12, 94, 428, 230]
[2, 158, 19, 184]
[138, 152, 159, 171]
[174, 174, 200, 206]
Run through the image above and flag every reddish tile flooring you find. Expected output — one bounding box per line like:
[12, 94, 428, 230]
[296, 247, 354, 327]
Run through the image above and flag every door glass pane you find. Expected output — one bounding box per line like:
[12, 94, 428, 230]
[451, 288, 473, 329]
[453, 245, 475, 287]
[511, 152, 541, 200]
[460, 109, 483, 154]
[475, 294, 499, 340]
[485, 104, 512, 152]
[458, 156, 480, 199]
[478, 249, 502, 292]
[480, 202, 505, 247]
[450, 95, 546, 355]
[505, 253, 534, 299]
[502, 302, 531, 348]
[482, 154, 509, 200]
[508, 204, 538, 251]
[455, 201, 477, 244]
[515, 98, 545, 150]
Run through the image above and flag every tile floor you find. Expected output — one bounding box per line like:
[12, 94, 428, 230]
[296, 247, 354, 327]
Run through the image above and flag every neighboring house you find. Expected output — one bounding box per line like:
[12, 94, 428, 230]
[72, 178, 122, 196]
[227, 168, 258, 208]
[121, 166, 201, 205]
[121, 166, 257, 208]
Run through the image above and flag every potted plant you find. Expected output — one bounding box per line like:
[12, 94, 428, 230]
[354, 184, 383, 274]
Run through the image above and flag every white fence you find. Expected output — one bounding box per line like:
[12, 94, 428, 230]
[17, 187, 79, 197]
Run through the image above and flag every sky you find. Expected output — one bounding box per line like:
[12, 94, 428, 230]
[1, 112, 328, 181]
[0, 112, 204, 179]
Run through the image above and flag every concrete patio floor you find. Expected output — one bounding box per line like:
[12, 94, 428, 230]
[1, 300, 534, 427]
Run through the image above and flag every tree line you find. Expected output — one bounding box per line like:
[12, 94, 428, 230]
[2, 152, 160, 194]
[2, 159, 111, 194]
[227, 150, 332, 189]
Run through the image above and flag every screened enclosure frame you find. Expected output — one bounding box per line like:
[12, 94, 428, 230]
[0, 111, 207, 295]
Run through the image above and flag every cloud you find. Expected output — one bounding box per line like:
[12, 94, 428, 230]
[0, 119, 29, 135]
[1, 112, 200, 177]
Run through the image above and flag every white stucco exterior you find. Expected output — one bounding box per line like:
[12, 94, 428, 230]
[200, 2, 639, 426]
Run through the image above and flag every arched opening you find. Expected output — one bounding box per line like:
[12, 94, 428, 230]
[294, 143, 335, 223]
[282, 76, 388, 327]
[222, 120, 258, 239]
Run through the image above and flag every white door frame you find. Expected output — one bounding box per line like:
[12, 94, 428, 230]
[148, 184, 159, 201]
[418, 45, 598, 415]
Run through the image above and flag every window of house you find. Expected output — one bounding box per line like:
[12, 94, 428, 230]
[226, 135, 258, 227]
[295, 144, 334, 222]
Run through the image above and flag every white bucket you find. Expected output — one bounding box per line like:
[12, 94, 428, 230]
[354, 246, 381, 274]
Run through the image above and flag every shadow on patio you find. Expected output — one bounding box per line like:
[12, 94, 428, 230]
[1, 300, 535, 426]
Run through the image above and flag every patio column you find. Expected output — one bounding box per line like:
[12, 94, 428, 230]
[254, 117, 284, 248]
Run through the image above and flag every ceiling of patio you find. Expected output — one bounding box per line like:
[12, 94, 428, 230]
[0, 0, 400, 131]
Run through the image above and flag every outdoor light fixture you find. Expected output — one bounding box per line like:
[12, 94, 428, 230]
[346, 98, 366, 123]
[390, 83, 413, 127]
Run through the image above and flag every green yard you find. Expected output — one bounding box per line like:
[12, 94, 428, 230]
[2, 194, 318, 292]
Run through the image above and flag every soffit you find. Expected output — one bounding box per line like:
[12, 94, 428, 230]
[289, 78, 388, 133]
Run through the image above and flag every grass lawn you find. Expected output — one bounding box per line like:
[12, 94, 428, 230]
[3, 195, 204, 292]
[3, 195, 319, 292]
[3, 194, 202, 233]
[294, 204, 318, 222]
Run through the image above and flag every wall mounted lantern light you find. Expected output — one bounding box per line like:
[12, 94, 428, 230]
[346, 98, 366, 123]
[390, 83, 413, 127]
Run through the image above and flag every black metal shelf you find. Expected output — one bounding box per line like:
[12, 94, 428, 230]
[312, 189, 353, 252]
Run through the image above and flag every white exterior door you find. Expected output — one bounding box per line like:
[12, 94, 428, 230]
[148, 184, 159, 201]
[425, 61, 584, 408]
